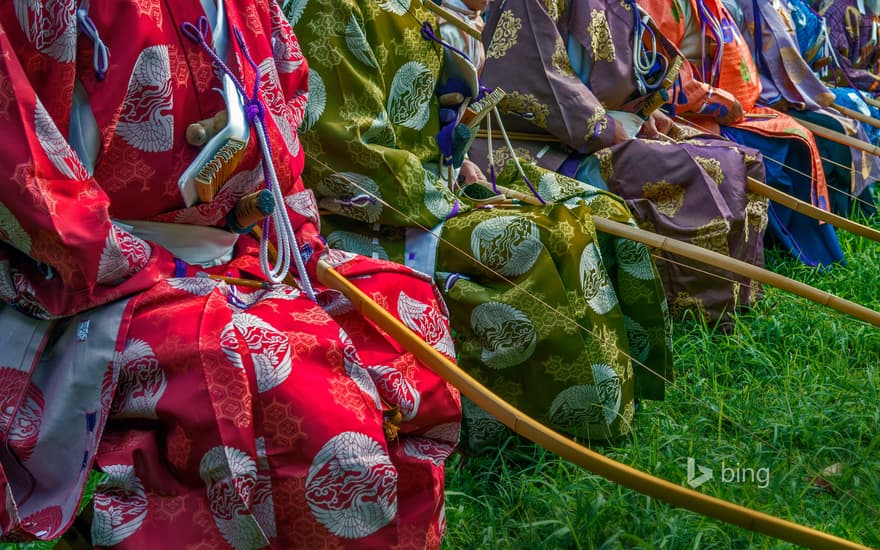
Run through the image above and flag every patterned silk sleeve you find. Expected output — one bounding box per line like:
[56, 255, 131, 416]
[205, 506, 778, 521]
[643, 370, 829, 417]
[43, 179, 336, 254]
[291, 1, 459, 231]
[640, 0, 744, 119]
[822, 1, 880, 91]
[0, 23, 169, 319]
[480, 0, 618, 154]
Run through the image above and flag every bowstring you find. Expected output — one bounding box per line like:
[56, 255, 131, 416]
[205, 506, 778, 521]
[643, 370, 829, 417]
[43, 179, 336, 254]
[294, 0, 877, 516]
[302, 151, 878, 513]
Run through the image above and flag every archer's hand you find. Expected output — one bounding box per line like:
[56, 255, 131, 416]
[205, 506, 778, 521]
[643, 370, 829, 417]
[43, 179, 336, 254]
[639, 110, 675, 138]
[459, 159, 487, 184]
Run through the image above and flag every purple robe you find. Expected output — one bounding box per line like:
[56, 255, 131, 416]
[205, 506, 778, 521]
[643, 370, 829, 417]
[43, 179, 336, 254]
[818, 0, 880, 91]
[476, 0, 770, 325]
[733, 0, 836, 109]
[733, 0, 880, 198]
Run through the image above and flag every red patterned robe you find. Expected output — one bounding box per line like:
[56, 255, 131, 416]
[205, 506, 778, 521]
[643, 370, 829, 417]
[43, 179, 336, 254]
[0, 1, 460, 548]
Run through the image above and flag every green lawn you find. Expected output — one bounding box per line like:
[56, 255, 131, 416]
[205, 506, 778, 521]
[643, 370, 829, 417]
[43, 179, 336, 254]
[444, 216, 880, 549]
[3, 215, 878, 550]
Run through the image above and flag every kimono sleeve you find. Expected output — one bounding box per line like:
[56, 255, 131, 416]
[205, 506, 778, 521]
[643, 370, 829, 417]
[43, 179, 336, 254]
[292, 1, 460, 230]
[0, 25, 170, 319]
[827, 23, 880, 91]
[480, 0, 618, 154]
[641, 0, 744, 119]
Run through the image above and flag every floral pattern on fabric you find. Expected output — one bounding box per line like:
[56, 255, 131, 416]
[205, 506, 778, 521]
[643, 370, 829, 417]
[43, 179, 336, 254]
[292, 0, 673, 447]
[0, 1, 461, 548]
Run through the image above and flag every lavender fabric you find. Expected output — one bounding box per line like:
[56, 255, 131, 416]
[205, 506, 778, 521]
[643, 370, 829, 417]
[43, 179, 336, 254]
[475, 0, 770, 324]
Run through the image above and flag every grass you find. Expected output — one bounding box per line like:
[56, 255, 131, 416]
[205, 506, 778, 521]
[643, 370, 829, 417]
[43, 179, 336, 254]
[3, 217, 877, 550]
[443, 217, 880, 549]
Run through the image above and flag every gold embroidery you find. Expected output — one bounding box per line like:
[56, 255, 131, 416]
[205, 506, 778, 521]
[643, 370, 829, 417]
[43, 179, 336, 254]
[668, 122, 702, 140]
[693, 156, 724, 185]
[487, 11, 522, 59]
[549, 219, 577, 257]
[744, 192, 769, 244]
[499, 91, 550, 129]
[593, 324, 625, 371]
[585, 105, 609, 142]
[594, 148, 614, 180]
[544, 0, 565, 22]
[750, 279, 762, 302]
[642, 180, 686, 217]
[589, 9, 616, 63]
[671, 291, 710, 321]
[622, 400, 635, 428]
[490, 145, 535, 171]
[552, 37, 576, 77]
[692, 216, 730, 255]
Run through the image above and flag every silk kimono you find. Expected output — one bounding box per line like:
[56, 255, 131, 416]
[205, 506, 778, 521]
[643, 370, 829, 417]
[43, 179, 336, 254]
[786, 0, 880, 145]
[728, 0, 879, 216]
[289, 0, 673, 449]
[475, 0, 769, 325]
[0, 1, 462, 548]
[816, 0, 880, 91]
[642, 0, 846, 267]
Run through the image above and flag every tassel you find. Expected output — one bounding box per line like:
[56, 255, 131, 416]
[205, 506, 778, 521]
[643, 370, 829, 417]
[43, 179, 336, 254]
[382, 405, 403, 441]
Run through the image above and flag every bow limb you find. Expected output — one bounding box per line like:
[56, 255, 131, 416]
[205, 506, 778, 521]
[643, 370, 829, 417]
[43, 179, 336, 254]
[831, 102, 880, 129]
[474, 129, 880, 242]
[481, 181, 880, 327]
[745, 177, 880, 243]
[795, 116, 880, 157]
[861, 95, 880, 110]
[420, 0, 483, 39]
[315, 258, 868, 550]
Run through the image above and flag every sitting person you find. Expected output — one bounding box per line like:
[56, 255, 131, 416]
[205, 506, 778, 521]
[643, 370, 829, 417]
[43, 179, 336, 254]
[785, 0, 880, 148]
[476, 0, 769, 326]
[641, 0, 846, 268]
[289, 0, 674, 449]
[813, 0, 880, 92]
[725, 0, 879, 217]
[0, 1, 460, 547]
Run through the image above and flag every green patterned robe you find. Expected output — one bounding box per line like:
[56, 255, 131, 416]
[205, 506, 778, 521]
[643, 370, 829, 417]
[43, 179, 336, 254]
[288, 0, 673, 445]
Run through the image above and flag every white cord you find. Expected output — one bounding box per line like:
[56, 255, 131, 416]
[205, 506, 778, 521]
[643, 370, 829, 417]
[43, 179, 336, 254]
[254, 119, 317, 301]
[486, 105, 495, 177]
[632, 9, 658, 95]
[491, 106, 544, 203]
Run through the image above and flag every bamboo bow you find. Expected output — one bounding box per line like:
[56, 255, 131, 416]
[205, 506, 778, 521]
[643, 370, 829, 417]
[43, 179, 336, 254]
[315, 258, 869, 550]
[476, 128, 880, 244]
[481, 181, 880, 327]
